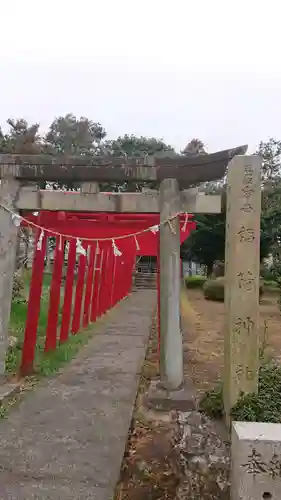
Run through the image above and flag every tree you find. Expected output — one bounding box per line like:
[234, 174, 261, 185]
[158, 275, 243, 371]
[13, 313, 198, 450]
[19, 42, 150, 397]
[181, 138, 206, 156]
[257, 139, 281, 299]
[102, 134, 175, 192]
[181, 212, 226, 276]
[258, 140, 281, 267]
[44, 113, 106, 156]
[257, 138, 281, 182]
[182, 187, 271, 276]
[0, 127, 11, 152]
[181, 137, 277, 276]
[42, 113, 107, 189]
[180, 139, 224, 275]
[104, 134, 175, 157]
[0, 118, 42, 270]
[0, 118, 41, 154]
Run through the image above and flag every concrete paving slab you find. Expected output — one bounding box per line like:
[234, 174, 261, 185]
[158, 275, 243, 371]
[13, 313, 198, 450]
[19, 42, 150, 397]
[0, 290, 156, 499]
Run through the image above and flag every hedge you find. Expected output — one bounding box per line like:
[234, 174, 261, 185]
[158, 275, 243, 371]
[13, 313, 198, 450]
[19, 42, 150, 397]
[203, 277, 264, 302]
[203, 277, 225, 301]
[184, 275, 207, 289]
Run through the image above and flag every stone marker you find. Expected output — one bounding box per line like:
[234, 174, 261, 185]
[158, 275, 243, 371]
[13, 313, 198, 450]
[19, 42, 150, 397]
[232, 421, 281, 500]
[224, 155, 262, 418]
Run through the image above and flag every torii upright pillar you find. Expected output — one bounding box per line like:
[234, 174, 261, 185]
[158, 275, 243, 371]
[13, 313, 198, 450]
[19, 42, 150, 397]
[0, 177, 20, 378]
[159, 178, 183, 390]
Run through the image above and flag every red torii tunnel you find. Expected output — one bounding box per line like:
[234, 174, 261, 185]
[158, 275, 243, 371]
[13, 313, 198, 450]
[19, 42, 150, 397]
[19, 211, 195, 376]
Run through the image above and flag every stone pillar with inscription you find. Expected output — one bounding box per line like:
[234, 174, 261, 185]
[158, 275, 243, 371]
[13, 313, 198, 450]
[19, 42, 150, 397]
[224, 155, 262, 418]
[159, 178, 183, 390]
[0, 177, 20, 378]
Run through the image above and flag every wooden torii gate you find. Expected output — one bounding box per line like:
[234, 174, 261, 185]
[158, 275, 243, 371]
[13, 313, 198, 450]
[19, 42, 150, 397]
[0, 146, 261, 409]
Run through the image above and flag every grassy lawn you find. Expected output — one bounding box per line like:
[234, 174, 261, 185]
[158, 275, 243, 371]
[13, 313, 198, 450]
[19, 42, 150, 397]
[6, 270, 94, 379]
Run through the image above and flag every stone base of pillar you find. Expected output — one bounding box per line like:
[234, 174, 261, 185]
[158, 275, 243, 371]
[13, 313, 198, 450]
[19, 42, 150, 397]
[143, 378, 197, 412]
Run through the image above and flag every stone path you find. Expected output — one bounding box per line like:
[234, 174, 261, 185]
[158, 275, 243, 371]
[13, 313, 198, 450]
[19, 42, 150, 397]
[0, 290, 156, 500]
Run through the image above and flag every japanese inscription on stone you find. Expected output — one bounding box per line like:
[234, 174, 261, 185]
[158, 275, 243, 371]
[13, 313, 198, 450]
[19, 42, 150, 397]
[235, 365, 254, 382]
[237, 226, 255, 243]
[235, 364, 243, 381]
[241, 164, 255, 213]
[233, 316, 255, 336]
[224, 156, 261, 413]
[237, 270, 255, 291]
[242, 448, 281, 478]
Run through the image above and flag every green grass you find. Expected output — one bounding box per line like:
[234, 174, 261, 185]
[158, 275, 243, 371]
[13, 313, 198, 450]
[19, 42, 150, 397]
[6, 271, 54, 374]
[38, 327, 94, 376]
[6, 270, 93, 378]
[0, 271, 95, 418]
[1, 269, 98, 418]
[262, 279, 279, 294]
[263, 279, 278, 287]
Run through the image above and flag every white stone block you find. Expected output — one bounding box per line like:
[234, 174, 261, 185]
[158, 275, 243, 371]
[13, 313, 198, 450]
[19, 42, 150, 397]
[231, 421, 281, 500]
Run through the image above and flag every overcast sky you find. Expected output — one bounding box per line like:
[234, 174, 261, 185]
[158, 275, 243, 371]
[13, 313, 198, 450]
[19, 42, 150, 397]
[1, 0, 280, 153]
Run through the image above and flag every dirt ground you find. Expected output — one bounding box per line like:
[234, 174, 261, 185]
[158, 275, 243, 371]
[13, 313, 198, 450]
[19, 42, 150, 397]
[115, 319, 180, 500]
[181, 287, 281, 396]
[116, 289, 281, 500]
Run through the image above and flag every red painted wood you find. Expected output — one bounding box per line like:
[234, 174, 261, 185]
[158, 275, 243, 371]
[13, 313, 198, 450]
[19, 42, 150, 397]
[98, 248, 109, 316]
[113, 257, 121, 304]
[21, 221, 195, 257]
[119, 258, 127, 301]
[83, 244, 96, 327]
[71, 246, 87, 334]
[45, 236, 64, 352]
[90, 248, 102, 322]
[96, 249, 106, 317]
[157, 252, 160, 358]
[110, 256, 117, 307]
[23, 211, 193, 224]
[59, 240, 76, 343]
[120, 254, 132, 300]
[128, 254, 135, 295]
[21, 229, 47, 376]
[106, 249, 115, 310]
[106, 248, 115, 309]
[117, 258, 125, 302]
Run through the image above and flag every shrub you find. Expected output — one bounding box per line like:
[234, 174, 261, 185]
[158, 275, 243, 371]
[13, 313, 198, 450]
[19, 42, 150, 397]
[203, 277, 225, 301]
[260, 264, 275, 282]
[212, 260, 224, 278]
[184, 275, 207, 289]
[199, 384, 224, 418]
[12, 273, 24, 301]
[199, 363, 281, 423]
[231, 363, 281, 422]
[203, 277, 264, 302]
